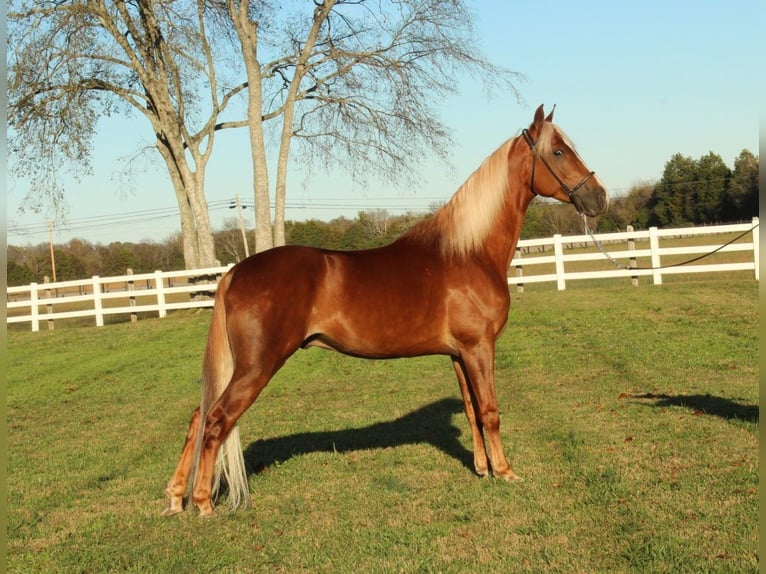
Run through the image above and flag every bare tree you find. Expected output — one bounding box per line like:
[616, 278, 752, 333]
[9, 0, 519, 262]
[216, 0, 520, 251]
[216, 217, 250, 262]
[7, 0, 246, 269]
[361, 209, 391, 239]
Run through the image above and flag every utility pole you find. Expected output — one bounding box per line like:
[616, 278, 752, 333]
[47, 220, 57, 282]
[231, 194, 250, 259]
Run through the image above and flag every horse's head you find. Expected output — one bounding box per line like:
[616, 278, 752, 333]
[522, 104, 609, 217]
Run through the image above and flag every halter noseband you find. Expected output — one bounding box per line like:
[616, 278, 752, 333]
[521, 128, 595, 214]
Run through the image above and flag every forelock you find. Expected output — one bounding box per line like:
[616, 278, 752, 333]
[535, 123, 576, 157]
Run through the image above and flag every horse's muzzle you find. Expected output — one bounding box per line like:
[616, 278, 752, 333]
[573, 182, 609, 218]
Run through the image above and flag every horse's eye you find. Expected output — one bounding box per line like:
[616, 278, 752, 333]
[554, 149, 564, 157]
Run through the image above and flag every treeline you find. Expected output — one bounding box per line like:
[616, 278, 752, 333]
[7, 148, 757, 286]
[605, 149, 759, 230]
[6, 212, 427, 286]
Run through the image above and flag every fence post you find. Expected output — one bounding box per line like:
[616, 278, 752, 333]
[127, 268, 137, 323]
[514, 246, 524, 292]
[155, 270, 167, 318]
[92, 276, 104, 327]
[627, 226, 638, 287]
[553, 234, 566, 291]
[44, 276, 55, 330]
[752, 216, 759, 281]
[30, 282, 40, 332]
[649, 227, 662, 285]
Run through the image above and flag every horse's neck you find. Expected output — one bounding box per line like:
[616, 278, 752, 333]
[476, 147, 534, 276]
[479, 183, 534, 276]
[400, 136, 534, 274]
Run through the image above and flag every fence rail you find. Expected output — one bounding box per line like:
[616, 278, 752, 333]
[508, 217, 759, 291]
[7, 265, 234, 332]
[7, 218, 759, 331]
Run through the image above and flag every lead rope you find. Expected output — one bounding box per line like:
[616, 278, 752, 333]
[580, 214, 759, 271]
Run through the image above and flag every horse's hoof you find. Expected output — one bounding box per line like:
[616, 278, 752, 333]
[502, 473, 523, 482]
[494, 469, 522, 482]
[161, 505, 183, 517]
[163, 491, 185, 516]
[196, 501, 216, 518]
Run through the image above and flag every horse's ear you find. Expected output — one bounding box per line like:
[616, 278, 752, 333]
[531, 104, 545, 134]
[545, 104, 556, 122]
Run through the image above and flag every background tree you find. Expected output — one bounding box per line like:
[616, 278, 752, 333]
[727, 149, 759, 220]
[100, 243, 141, 276]
[285, 219, 342, 249]
[65, 239, 102, 278]
[7, 0, 246, 269]
[51, 249, 87, 281]
[601, 182, 654, 230]
[215, 0, 519, 251]
[214, 218, 252, 263]
[693, 152, 730, 223]
[7, 261, 37, 286]
[647, 150, 754, 227]
[9, 0, 518, 262]
[649, 153, 698, 226]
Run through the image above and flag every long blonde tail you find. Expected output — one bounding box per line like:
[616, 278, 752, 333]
[191, 270, 251, 510]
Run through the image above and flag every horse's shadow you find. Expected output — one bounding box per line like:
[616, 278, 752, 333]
[630, 392, 758, 423]
[242, 397, 474, 476]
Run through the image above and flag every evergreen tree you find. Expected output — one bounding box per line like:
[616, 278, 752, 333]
[728, 149, 759, 220]
[649, 153, 697, 226]
[694, 152, 730, 223]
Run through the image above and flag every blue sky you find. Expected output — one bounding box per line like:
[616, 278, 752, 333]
[6, 0, 760, 245]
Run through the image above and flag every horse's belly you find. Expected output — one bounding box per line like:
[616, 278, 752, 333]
[303, 306, 455, 359]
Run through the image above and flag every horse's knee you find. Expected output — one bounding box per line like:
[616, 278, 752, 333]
[479, 408, 500, 432]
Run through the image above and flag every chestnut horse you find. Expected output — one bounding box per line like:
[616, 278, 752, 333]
[163, 105, 609, 516]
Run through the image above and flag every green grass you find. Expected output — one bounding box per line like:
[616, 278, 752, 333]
[7, 280, 758, 573]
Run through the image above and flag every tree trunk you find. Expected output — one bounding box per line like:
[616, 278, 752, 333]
[273, 129, 290, 248]
[272, 1, 336, 248]
[229, 0, 273, 253]
[156, 140, 217, 269]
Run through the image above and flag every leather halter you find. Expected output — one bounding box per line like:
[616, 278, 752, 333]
[521, 128, 595, 214]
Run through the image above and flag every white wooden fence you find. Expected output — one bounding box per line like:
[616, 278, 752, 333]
[7, 218, 759, 332]
[508, 217, 759, 291]
[7, 265, 234, 332]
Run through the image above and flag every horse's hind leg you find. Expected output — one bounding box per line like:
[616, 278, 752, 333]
[452, 357, 489, 477]
[163, 407, 202, 516]
[191, 364, 278, 516]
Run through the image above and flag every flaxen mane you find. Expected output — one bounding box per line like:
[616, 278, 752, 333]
[406, 138, 516, 259]
[406, 123, 568, 259]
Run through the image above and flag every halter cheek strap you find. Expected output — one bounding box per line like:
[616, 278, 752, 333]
[521, 128, 595, 212]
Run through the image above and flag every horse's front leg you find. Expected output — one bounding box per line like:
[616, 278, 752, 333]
[459, 342, 521, 482]
[452, 357, 489, 477]
[163, 407, 202, 516]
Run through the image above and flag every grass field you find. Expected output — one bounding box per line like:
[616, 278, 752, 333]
[6, 279, 758, 573]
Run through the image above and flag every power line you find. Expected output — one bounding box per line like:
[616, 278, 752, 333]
[7, 196, 452, 239]
[7, 177, 716, 241]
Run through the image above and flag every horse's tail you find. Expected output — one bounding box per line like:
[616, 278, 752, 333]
[190, 269, 251, 511]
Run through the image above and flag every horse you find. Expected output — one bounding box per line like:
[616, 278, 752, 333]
[163, 104, 609, 517]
